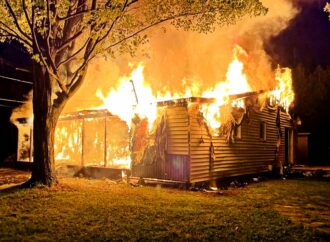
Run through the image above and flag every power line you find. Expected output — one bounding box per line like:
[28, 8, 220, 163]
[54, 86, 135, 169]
[0, 104, 14, 108]
[0, 74, 33, 85]
[0, 98, 26, 104]
[15, 67, 31, 73]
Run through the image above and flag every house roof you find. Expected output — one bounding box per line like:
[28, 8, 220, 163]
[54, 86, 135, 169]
[156, 90, 269, 107]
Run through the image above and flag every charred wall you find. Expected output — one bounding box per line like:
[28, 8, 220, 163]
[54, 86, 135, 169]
[132, 98, 293, 183]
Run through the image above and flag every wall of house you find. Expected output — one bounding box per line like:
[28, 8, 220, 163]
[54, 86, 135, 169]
[188, 103, 292, 183]
[131, 105, 190, 181]
[131, 99, 293, 183]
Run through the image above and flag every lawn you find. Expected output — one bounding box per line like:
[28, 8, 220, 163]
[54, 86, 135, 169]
[0, 177, 330, 241]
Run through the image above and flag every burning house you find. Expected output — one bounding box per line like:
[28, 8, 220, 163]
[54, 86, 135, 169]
[14, 45, 296, 184]
[131, 92, 294, 184]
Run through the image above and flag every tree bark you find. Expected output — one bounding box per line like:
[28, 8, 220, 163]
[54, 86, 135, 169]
[25, 63, 61, 186]
[21, 60, 87, 187]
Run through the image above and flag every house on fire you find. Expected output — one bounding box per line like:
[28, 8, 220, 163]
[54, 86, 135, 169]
[15, 91, 295, 184]
[131, 91, 294, 184]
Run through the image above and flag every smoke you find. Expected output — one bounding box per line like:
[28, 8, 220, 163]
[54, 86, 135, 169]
[62, 0, 299, 113]
[10, 91, 33, 123]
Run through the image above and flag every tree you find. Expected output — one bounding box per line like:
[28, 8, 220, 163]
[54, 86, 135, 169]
[0, 0, 267, 186]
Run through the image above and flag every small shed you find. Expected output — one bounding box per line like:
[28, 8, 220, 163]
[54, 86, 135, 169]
[131, 92, 294, 184]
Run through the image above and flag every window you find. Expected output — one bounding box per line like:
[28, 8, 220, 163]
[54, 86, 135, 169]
[234, 125, 242, 140]
[259, 121, 266, 141]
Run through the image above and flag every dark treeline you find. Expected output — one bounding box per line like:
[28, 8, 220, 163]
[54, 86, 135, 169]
[292, 65, 330, 165]
[266, 0, 330, 165]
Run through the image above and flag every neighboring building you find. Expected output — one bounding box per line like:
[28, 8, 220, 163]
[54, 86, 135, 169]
[0, 43, 32, 163]
[296, 132, 310, 164]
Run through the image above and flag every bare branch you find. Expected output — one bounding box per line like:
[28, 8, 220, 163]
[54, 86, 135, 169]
[67, 63, 88, 97]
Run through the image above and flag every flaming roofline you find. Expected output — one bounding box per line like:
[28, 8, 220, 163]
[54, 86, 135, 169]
[156, 90, 270, 107]
[58, 109, 112, 121]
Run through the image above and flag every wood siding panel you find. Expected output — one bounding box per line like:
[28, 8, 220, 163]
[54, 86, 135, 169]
[166, 106, 189, 155]
[188, 103, 292, 183]
[134, 99, 293, 183]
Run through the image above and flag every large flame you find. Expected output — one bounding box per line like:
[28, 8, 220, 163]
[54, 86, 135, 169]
[51, 45, 294, 170]
[96, 64, 158, 131]
[95, 45, 252, 131]
[270, 66, 294, 111]
[201, 45, 252, 129]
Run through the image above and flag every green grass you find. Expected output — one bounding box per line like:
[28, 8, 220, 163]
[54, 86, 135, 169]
[0, 178, 329, 241]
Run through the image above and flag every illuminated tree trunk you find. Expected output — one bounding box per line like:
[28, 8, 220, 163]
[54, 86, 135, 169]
[24, 61, 86, 187]
[27, 63, 63, 186]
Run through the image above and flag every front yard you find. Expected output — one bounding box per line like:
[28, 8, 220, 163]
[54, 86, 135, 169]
[0, 171, 329, 241]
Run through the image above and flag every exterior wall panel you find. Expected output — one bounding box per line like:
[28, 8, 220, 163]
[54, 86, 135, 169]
[132, 97, 293, 184]
[188, 103, 292, 183]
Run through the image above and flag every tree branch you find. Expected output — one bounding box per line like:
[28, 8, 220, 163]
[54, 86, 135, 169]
[67, 64, 88, 98]
[57, 9, 91, 22]
[30, 5, 69, 95]
[56, 1, 88, 20]
[22, 0, 33, 31]
[56, 38, 89, 68]
[45, 0, 57, 76]
[0, 25, 32, 47]
[56, 28, 86, 54]
[4, 0, 32, 42]
[72, 0, 131, 67]
[107, 11, 207, 50]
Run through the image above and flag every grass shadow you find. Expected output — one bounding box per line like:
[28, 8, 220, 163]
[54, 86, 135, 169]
[0, 182, 26, 195]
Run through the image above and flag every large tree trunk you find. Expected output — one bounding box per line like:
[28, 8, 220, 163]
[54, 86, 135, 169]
[23, 60, 87, 187]
[26, 63, 63, 186]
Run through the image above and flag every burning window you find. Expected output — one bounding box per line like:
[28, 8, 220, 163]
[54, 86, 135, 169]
[259, 121, 267, 141]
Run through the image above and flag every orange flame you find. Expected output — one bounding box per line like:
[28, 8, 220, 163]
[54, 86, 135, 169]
[51, 44, 294, 170]
[270, 66, 294, 111]
[201, 45, 252, 129]
[96, 63, 158, 131]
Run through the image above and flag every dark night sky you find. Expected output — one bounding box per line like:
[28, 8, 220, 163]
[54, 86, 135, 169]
[265, 0, 330, 164]
[266, 0, 330, 70]
[1, 0, 330, 164]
